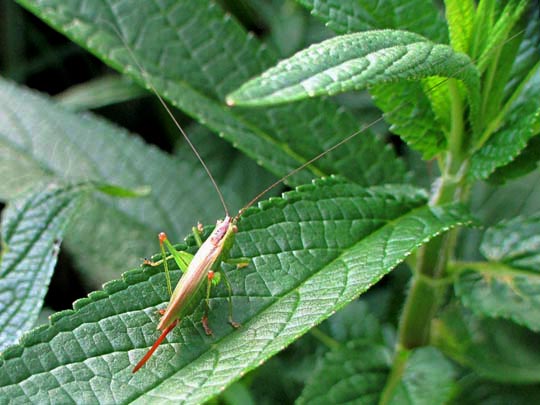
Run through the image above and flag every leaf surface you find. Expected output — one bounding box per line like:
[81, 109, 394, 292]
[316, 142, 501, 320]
[385, 347, 456, 405]
[0, 179, 472, 403]
[0, 77, 231, 284]
[296, 0, 448, 42]
[295, 1, 451, 159]
[0, 184, 85, 350]
[445, 0, 475, 54]
[470, 70, 540, 181]
[297, 342, 392, 404]
[227, 30, 479, 110]
[16, 0, 403, 188]
[454, 375, 540, 405]
[456, 214, 540, 331]
[434, 305, 540, 384]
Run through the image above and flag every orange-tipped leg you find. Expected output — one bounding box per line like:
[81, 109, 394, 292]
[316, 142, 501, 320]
[132, 319, 179, 373]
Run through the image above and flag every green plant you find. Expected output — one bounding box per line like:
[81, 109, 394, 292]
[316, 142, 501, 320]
[1, 0, 539, 403]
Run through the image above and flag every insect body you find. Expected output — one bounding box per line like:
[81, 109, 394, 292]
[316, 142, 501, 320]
[133, 216, 243, 372]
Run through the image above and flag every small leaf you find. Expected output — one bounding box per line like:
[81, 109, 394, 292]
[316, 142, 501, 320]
[455, 214, 540, 332]
[433, 305, 540, 384]
[93, 183, 151, 198]
[0, 179, 473, 403]
[297, 342, 392, 404]
[55, 75, 146, 111]
[0, 184, 86, 350]
[385, 347, 456, 405]
[227, 30, 479, 109]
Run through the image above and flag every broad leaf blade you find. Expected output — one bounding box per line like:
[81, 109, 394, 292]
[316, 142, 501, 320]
[227, 30, 479, 109]
[16, 0, 404, 188]
[0, 184, 85, 350]
[296, 0, 448, 42]
[0, 179, 473, 403]
[295, 1, 451, 158]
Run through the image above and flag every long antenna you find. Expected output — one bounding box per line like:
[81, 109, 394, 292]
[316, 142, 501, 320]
[235, 25, 532, 219]
[107, 22, 230, 217]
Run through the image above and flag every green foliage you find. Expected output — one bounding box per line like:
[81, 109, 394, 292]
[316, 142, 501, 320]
[0, 184, 86, 351]
[434, 305, 540, 384]
[0, 0, 539, 403]
[0, 179, 471, 403]
[456, 214, 540, 331]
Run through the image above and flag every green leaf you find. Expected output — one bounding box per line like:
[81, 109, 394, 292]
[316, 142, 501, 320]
[0, 179, 473, 403]
[505, 7, 540, 100]
[455, 265, 540, 332]
[475, 0, 531, 73]
[488, 136, 540, 184]
[385, 347, 456, 405]
[471, 166, 540, 226]
[445, 0, 475, 54]
[299, 344, 455, 405]
[325, 300, 386, 344]
[371, 81, 446, 159]
[93, 183, 151, 198]
[481, 214, 540, 272]
[456, 214, 540, 332]
[0, 77, 232, 285]
[297, 342, 392, 404]
[470, 70, 540, 181]
[226, 30, 479, 110]
[16, 0, 403, 188]
[454, 374, 540, 405]
[434, 305, 540, 384]
[0, 184, 85, 350]
[296, 0, 448, 42]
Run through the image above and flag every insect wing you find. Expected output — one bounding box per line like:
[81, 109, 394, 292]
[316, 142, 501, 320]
[157, 218, 232, 330]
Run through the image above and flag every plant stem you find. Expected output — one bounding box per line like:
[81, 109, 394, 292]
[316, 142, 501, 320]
[384, 78, 469, 392]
